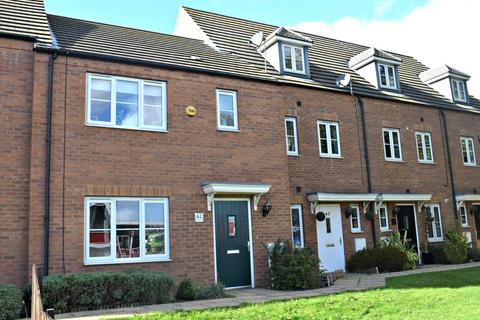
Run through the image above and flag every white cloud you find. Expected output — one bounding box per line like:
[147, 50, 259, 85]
[374, 0, 396, 17]
[292, 0, 480, 97]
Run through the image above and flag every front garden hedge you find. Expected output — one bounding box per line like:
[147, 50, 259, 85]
[0, 283, 23, 320]
[41, 269, 174, 313]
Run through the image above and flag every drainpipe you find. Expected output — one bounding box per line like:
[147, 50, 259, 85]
[440, 109, 458, 218]
[44, 53, 57, 276]
[357, 96, 377, 246]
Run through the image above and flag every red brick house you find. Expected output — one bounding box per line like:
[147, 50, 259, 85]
[1, 0, 480, 288]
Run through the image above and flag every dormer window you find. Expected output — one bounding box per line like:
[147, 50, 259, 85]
[451, 78, 467, 102]
[282, 44, 305, 74]
[378, 63, 397, 90]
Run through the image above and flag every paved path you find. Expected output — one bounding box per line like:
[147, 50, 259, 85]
[57, 262, 480, 320]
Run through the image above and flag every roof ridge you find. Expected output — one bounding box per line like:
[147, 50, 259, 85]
[46, 14, 206, 43]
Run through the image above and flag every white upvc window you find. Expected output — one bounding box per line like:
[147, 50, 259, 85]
[84, 197, 170, 265]
[383, 128, 402, 161]
[426, 204, 443, 242]
[378, 204, 389, 232]
[451, 79, 467, 102]
[282, 44, 305, 74]
[285, 117, 299, 156]
[461, 137, 476, 166]
[290, 205, 304, 248]
[459, 204, 469, 227]
[377, 63, 397, 90]
[416, 131, 434, 163]
[216, 89, 238, 131]
[317, 120, 341, 158]
[86, 74, 167, 131]
[349, 204, 362, 233]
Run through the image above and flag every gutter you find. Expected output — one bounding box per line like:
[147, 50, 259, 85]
[357, 96, 377, 246]
[440, 109, 458, 218]
[44, 53, 57, 276]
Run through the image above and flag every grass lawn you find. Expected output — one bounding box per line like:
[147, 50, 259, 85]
[116, 267, 480, 320]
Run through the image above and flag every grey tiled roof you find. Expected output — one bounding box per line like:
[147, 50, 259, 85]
[349, 47, 402, 69]
[183, 7, 480, 112]
[268, 26, 312, 43]
[420, 65, 471, 84]
[46, 15, 275, 81]
[0, 0, 52, 45]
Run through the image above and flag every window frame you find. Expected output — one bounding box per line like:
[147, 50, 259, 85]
[451, 78, 467, 102]
[460, 136, 476, 166]
[382, 128, 403, 162]
[377, 63, 398, 90]
[290, 205, 304, 248]
[317, 120, 342, 158]
[415, 131, 434, 164]
[378, 204, 390, 232]
[86, 74, 167, 132]
[284, 117, 299, 156]
[216, 89, 239, 131]
[84, 197, 170, 265]
[459, 204, 469, 227]
[282, 44, 306, 74]
[349, 204, 362, 233]
[426, 204, 443, 242]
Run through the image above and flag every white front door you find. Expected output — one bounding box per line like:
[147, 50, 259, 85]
[316, 204, 345, 272]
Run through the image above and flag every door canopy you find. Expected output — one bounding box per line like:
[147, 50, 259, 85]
[202, 182, 271, 211]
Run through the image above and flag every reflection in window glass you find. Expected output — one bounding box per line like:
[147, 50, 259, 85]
[116, 201, 140, 259]
[89, 202, 111, 258]
[145, 202, 165, 255]
[90, 78, 112, 122]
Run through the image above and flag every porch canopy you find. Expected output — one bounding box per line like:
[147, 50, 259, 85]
[307, 192, 432, 214]
[202, 182, 271, 211]
[455, 193, 480, 208]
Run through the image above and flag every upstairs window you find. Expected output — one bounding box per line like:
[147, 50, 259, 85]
[87, 74, 166, 131]
[416, 131, 434, 163]
[285, 117, 299, 155]
[282, 44, 305, 74]
[426, 204, 443, 242]
[383, 128, 402, 161]
[317, 121, 341, 158]
[451, 79, 467, 102]
[377, 63, 397, 90]
[461, 137, 476, 166]
[216, 89, 238, 131]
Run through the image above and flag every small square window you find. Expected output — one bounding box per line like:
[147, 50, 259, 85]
[216, 89, 238, 131]
[377, 63, 398, 90]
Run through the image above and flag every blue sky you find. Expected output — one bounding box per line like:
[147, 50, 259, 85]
[44, 0, 427, 34]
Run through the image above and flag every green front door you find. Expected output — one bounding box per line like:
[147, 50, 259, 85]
[214, 200, 252, 288]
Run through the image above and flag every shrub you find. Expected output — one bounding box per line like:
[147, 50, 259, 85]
[467, 247, 480, 262]
[0, 284, 23, 320]
[347, 246, 417, 273]
[378, 232, 418, 269]
[267, 240, 320, 290]
[428, 244, 449, 264]
[175, 279, 197, 301]
[41, 270, 174, 313]
[175, 279, 225, 301]
[444, 222, 468, 264]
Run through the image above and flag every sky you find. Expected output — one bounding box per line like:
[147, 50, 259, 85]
[44, 0, 479, 97]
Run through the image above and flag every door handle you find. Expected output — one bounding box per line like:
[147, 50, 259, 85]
[247, 241, 251, 252]
[339, 237, 342, 246]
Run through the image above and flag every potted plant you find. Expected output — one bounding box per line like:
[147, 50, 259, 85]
[420, 243, 433, 264]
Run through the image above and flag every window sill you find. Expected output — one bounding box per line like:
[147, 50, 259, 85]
[418, 161, 435, 165]
[427, 239, 444, 243]
[385, 159, 404, 163]
[461, 225, 470, 228]
[217, 128, 240, 132]
[463, 164, 478, 167]
[287, 153, 300, 157]
[380, 229, 392, 233]
[84, 257, 171, 266]
[85, 123, 168, 133]
[320, 155, 343, 159]
[351, 231, 363, 234]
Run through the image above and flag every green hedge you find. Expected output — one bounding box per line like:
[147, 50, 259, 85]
[267, 240, 320, 290]
[347, 246, 416, 273]
[42, 270, 174, 313]
[0, 284, 23, 320]
[175, 279, 225, 301]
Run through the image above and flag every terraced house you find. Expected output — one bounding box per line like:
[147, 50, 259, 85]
[1, 0, 480, 288]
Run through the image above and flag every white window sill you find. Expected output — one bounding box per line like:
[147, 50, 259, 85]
[287, 153, 300, 157]
[427, 239, 444, 243]
[320, 155, 343, 159]
[380, 229, 392, 233]
[461, 225, 470, 228]
[217, 128, 240, 132]
[385, 159, 404, 163]
[283, 68, 307, 75]
[418, 161, 435, 165]
[85, 123, 168, 133]
[463, 163, 477, 167]
[84, 257, 171, 266]
[351, 230, 363, 234]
